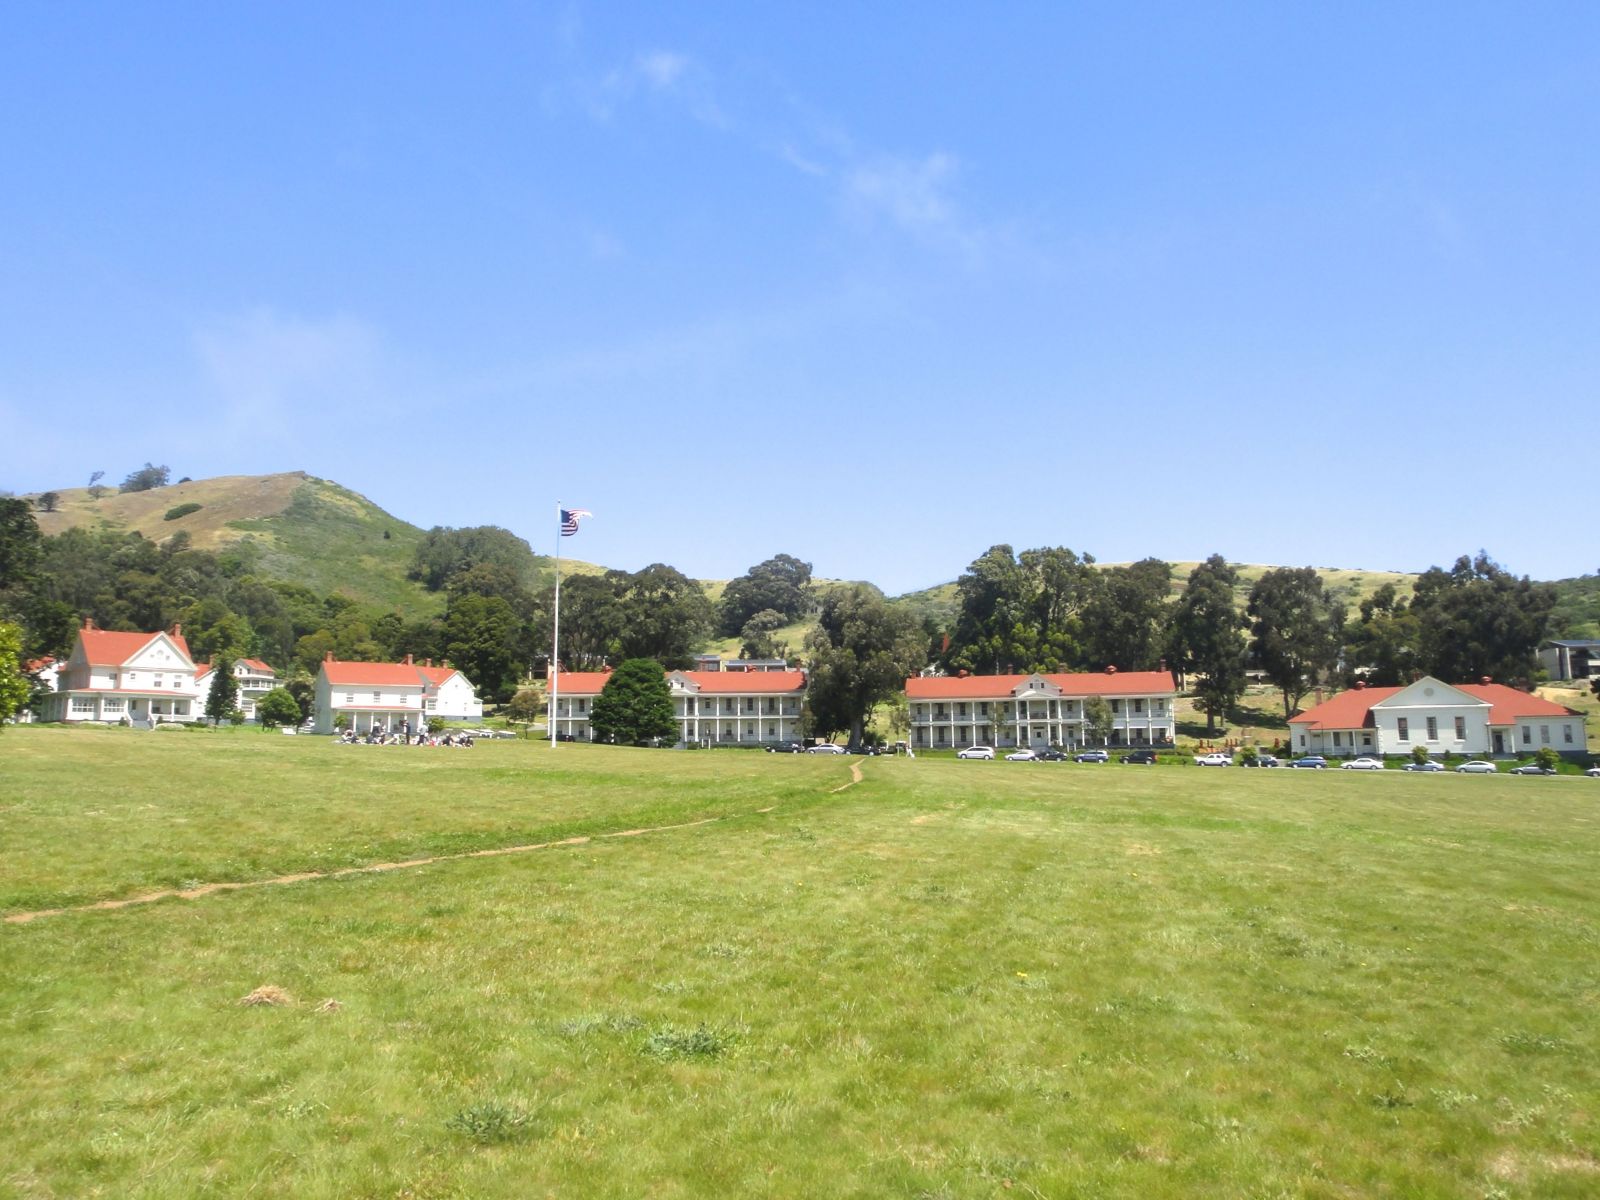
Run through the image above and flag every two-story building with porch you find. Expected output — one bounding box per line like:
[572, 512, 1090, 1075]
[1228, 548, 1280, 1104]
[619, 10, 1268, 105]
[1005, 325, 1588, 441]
[40, 619, 201, 724]
[192, 657, 280, 721]
[550, 667, 807, 745]
[1289, 676, 1588, 759]
[417, 660, 485, 723]
[312, 655, 427, 735]
[905, 668, 1178, 751]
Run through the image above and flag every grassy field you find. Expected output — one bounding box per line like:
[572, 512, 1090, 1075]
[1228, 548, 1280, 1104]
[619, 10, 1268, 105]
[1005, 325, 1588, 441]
[4, 728, 1599, 1197]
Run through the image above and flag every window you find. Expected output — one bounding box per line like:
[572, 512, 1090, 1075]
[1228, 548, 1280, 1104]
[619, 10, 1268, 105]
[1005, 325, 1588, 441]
[371, 692, 381, 704]
[577, 699, 587, 713]
[1333, 732, 1342, 747]
[154, 674, 164, 689]
[957, 703, 967, 717]
[1299, 733, 1306, 747]
[345, 693, 355, 704]
[425, 699, 436, 710]
[1564, 725, 1574, 745]
[1454, 716, 1466, 740]
[1426, 717, 1438, 741]
[1540, 725, 1550, 744]
[102, 698, 124, 713]
[1522, 725, 1532, 745]
[72, 698, 96, 713]
[1397, 717, 1409, 741]
[1133, 698, 1145, 714]
[1111, 699, 1122, 714]
[979, 702, 989, 716]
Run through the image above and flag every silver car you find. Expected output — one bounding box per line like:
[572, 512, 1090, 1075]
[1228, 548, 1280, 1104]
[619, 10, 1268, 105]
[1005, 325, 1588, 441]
[1455, 760, 1498, 774]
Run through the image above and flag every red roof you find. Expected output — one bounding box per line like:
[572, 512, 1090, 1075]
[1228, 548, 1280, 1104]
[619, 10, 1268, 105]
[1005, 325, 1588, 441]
[416, 665, 459, 686]
[675, 670, 806, 694]
[321, 661, 428, 687]
[80, 628, 191, 665]
[238, 658, 275, 674]
[194, 663, 213, 681]
[905, 671, 1177, 700]
[553, 669, 807, 695]
[24, 656, 55, 672]
[1290, 681, 1584, 730]
[552, 672, 618, 696]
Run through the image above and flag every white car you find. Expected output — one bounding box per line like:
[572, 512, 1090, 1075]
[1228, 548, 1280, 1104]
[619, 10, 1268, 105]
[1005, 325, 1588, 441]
[805, 744, 848, 755]
[1588, 766, 1600, 778]
[1341, 757, 1385, 770]
[958, 745, 995, 760]
[1455, 760, 1498, 774]
[1194, 752, 1232, 767]
[1004, 749, 1037, 762]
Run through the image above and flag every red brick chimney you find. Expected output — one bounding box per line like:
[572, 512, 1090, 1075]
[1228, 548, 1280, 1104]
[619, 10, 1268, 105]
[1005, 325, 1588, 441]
[1354, 680, 1367, 690]
[1105, 664, 1118, 674]
[404, 654, 414, 665]
[82, 616, 95, 630]
[425, 658, 432, 668]
[325, 651, 334, 663]
[169, 622, 182, 637]
[957, 668, 969, 678]
[1480, 675, 1492, 685]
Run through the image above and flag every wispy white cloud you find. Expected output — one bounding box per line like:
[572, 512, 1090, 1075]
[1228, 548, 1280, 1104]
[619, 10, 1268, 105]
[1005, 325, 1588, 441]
[637, 50, 688, 90]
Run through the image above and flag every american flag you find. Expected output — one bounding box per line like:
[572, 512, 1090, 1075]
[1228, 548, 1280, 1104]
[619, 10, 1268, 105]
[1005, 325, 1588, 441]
[560, 508, 592, 536]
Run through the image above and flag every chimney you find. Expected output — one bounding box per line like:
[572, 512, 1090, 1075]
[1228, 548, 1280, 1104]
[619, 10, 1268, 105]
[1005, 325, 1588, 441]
[325, 651, 334, 663]
[425, 658, 433, 668]
[1314, 687, 1325, 705]
[1480, 675, 1492, 685]
[1158, 658, 1167, 673]
[404, 653, 414, 665]
[957, 668, 969, 678]
[1105, 664, 1118, 674]
[1354, 680, 1367, 690]
[169, 622, 182, 637]
[82, 616, 95, 630]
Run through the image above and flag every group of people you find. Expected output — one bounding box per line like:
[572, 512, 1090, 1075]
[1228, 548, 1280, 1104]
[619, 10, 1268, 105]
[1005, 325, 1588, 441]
[336, 721, 475, 748]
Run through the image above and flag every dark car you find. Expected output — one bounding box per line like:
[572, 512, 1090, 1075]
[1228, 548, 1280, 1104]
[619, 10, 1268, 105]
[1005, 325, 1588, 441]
[1074, 749, 1110, 763]
[1289, 756, 1328, 769]
[765, 741, 804, 754]
[1508, 763, 1557, 775]
[1034, 748, 1068, 762]
[1240, 754, 1281, 768]
[1119, 749, 1158, 765]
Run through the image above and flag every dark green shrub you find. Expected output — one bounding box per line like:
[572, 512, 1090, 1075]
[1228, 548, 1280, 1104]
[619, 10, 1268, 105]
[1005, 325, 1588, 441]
[163, 502, 202, 521]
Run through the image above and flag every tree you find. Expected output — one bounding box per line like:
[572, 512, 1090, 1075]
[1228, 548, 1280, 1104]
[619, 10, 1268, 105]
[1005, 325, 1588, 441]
[803, 585, 927, 748]
[119, 463, 171, 493]
[205, 657, 238, 724]
[504, 687, 542, 724]
[1343, 583, 1420, 686]
[1409, 553, 1555, 685]
[409, 526, 539, 592]
[1411, 742, 1431, 766]
[613, 564, 714, 667]
[717, 554, 815, 636]
[589, 658, 677, 745]
[738, 609, 788, 660]
[945, 544, 1096, 674]
[255, 687, 302, 729]
[0, 621, 33, 727]
[0, 498, 42, 589]
[551, 573, 625, 668]
[87, 470, 106, 499]
[1247, 567, 1346, 718]
[442, 592, 522, 703]
[1169, 555, 1247, 736]
[34, 492, 60, 513]
[284, 675, 315, 723]
[1534, 745, 1560, 771]
[1083, 559, 1172, 670]
[1081, 695, 1113, 746]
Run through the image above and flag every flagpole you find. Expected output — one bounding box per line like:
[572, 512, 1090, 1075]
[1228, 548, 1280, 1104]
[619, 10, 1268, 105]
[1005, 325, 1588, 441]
[551, 500, 562, 748]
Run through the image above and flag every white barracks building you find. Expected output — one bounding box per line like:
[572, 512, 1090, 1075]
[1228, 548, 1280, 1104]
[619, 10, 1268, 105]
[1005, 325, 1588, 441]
[551, 663, 806, 745]
[905, 668, 1179, 750]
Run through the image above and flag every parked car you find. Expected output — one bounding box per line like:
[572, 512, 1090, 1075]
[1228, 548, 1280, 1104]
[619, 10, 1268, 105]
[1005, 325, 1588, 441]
[958, 745, 995, 760]
[1240, 753, 1280, 768]
[766, 741, 804, 754]
[1341, 756, 1385, 771]
[1004, 748, 1038, 762]
[1455, 760, 1498, 774]
[1508, 763, 1557, 775]
[1034, 748, 1068, 761]
[805, 743, 848, 755]
[1120, 749, 1158, 765]
[1074, 749, 1110, 763]
[1402, 760, 1446, 772]
[1194, 752, 1232, 767]
[1289, 756, 1328, 769]
[1588, 766, 1600, 778]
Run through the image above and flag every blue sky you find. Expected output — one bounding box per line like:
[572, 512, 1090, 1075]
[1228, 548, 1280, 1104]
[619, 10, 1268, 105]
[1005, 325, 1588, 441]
[3, 3, 1596, 592]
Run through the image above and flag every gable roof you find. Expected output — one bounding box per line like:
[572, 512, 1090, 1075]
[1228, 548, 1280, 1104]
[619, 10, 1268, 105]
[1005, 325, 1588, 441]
[321, 660, 429, 687]
[79, 627, 192, 666]
[1291, 681, 1584, 729]
[905, 670, 1177, 700]
[672, 670, 807, 694]
[416, 665, 460, 686]
[237, 658, 275, 674]
[194, 662, 213, 682]
[552, 671, 615, 696]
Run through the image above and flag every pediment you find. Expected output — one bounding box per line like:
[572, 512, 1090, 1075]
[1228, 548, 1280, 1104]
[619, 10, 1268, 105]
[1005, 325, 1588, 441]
[1371, 676, 1485, 710]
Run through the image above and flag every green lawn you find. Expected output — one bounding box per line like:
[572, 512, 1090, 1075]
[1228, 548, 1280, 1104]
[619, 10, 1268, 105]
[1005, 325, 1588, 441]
[3, 728, 1598, 1197]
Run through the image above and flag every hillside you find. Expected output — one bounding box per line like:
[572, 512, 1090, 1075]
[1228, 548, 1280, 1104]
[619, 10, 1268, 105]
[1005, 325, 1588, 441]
[22, 473, 603, 613]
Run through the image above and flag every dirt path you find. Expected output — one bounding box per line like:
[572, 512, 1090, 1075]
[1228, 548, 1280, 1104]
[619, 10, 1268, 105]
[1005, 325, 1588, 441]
[6, 762, 869, 926]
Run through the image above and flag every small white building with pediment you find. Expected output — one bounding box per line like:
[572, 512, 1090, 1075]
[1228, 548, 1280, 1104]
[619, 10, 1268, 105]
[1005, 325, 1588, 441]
[905, 668, 1178, 750]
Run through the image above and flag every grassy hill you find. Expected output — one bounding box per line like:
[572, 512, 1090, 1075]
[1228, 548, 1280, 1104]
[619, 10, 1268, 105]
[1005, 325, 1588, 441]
[22, 473, 604, 614]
